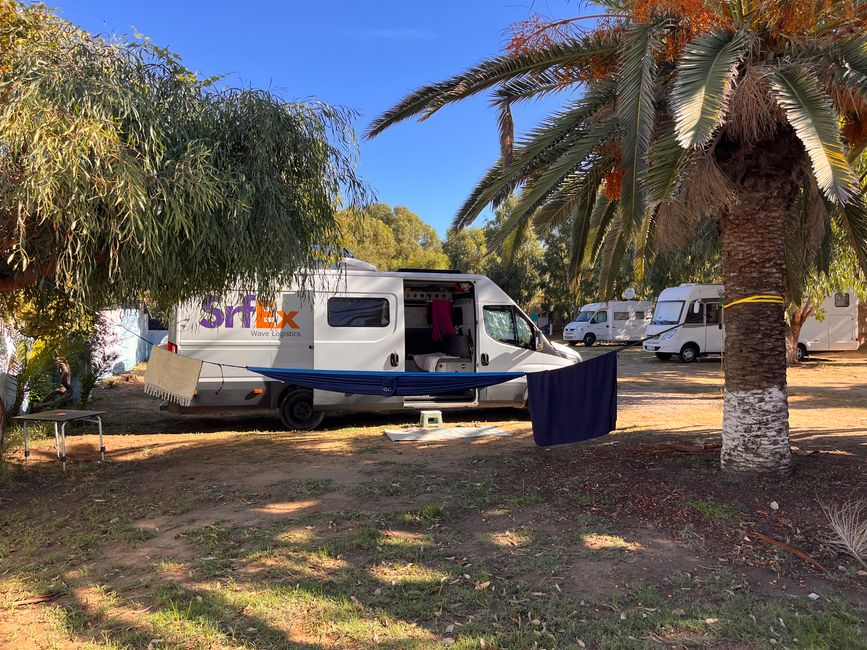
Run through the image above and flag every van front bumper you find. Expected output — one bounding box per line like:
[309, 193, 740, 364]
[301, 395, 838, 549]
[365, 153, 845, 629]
[643, 337, 661, 352]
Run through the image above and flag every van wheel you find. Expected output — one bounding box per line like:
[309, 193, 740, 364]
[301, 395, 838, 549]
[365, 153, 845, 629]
[796, 343, 807, 362]
[655, 352, 673, 361]
[679, 343, 699, 363]
[583, 333, 597, 347]
[279, 389, 324, 430]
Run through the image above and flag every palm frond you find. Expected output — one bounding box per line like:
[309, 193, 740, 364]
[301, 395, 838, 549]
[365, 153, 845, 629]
[633, 205, 657, 284]
[492, 71, 568, 106]
[835, 193, 867, 275]
[567, 178, 604, 282]
[784, 178, 828, 304]
[672, 30, 749, 148]
[453, 82, 616, 229]
[618, 21, 663, 230]
[366, 35, 617, 138]
[490, 115, 618, 248]
[644, 121, 693, 204]
[585, 193, 618, 262]
[597, 210, 629, 298]
[771, 66, 859, 204]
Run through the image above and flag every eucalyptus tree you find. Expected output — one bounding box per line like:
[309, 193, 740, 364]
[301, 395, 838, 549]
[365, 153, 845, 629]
[0, 1, 365, 445]
[368, 0, 867, 475]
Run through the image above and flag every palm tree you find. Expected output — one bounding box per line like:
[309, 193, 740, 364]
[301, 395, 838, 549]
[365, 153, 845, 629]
[368, 0, 867, 476]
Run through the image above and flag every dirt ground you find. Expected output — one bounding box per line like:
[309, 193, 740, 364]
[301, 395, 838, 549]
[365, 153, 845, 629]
[0, 348, 864, 648]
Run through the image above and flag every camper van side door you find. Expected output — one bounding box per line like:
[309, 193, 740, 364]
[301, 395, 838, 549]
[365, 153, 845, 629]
[478, 305, 547, 403]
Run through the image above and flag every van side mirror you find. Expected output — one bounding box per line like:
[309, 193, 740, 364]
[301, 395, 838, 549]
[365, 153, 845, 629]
[534, 331, 543, 352]
[693, 302, 701, 314]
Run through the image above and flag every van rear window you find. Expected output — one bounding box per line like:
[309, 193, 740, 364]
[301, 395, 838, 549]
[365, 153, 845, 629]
[327, 298, 390, 327]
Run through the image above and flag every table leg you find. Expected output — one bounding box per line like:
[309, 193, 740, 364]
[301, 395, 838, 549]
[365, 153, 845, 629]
[59, 423, 67, 473]
[97, 416, 105, 463]
[23, 422, 29, 463]
[53, 423, 60, 457]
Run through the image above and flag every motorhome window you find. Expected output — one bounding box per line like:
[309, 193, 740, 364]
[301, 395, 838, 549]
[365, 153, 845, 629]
[483, 307, 535, 350]
[574, 312, 593, 322]
[591, 311, 607, 324]
[651, 301, 684, 325]
[613, 311, 629, 321]
[834, 292, 850, 308]
[327, 298, 390, 327]
[706, 302, 721, 325]
[514, 311, 535, 349]
[635, 311, 645, 319]
[685, 301, 704, 324]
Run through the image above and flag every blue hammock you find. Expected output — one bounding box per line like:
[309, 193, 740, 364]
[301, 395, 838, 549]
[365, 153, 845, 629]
[247, 366, 524, 397]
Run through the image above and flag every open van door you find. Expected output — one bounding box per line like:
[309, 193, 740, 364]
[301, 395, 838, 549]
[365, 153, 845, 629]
[828, 291, 857, 350]
[704, 301, 723, 354]
[477, 304, 555, 404]
[313, 276, 405, 409]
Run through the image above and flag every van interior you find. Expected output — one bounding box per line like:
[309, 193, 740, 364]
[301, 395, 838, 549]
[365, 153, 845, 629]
[403, 279, 476, 373]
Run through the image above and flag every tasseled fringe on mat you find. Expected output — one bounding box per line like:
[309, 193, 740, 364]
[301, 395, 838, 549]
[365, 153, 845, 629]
[143, 384, 194, 407]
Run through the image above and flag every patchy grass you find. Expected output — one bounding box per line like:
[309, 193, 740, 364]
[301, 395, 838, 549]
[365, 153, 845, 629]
[686, 499, 744, 523]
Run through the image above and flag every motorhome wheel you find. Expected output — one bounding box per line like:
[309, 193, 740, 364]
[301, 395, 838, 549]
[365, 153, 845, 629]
[655, 352, 672, 361]
[279, 389, 324, 430]
[583, 333, 597, 347]
[796, 343, 807, 362]
[679, 343, 699, 363]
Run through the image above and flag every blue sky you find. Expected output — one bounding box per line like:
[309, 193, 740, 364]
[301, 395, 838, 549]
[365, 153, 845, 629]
[53, 1, 581, 236]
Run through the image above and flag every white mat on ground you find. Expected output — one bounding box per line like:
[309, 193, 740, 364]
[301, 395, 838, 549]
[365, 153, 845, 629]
[384, 426, 510, 442]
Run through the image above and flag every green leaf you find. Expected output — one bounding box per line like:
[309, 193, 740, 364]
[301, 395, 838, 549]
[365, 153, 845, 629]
[672, 30, 748, 148]
[618, 21, 662, 230]
[771, 66, 859, 204]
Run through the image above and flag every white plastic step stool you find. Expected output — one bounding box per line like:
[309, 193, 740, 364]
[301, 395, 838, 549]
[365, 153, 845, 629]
[419, 410, 443, 430]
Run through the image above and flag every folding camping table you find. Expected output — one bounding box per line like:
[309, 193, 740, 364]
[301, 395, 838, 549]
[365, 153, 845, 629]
[13, 410, 107, 473]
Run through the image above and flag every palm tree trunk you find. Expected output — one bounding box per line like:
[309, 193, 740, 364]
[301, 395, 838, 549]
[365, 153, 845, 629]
[715, 128, 806, 476]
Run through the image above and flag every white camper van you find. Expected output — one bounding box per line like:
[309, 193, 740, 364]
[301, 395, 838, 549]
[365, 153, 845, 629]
[166, 262, 581, 429]
[563, 300, 654, 346]
[643, 284, 724, 362]
[796, 290, 861, 360]
[643, 284, 860, 362]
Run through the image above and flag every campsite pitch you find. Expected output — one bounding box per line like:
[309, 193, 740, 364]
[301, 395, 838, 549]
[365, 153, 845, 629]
[1, 349, 865, 648]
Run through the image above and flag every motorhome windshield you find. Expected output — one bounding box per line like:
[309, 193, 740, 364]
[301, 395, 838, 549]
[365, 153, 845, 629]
[574, 311, 593, 323]
[651, 301, 684, 325]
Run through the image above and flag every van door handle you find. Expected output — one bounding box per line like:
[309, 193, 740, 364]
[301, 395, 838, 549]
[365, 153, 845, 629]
[389, 353, 399, 367]
[481, 353, 489, 366]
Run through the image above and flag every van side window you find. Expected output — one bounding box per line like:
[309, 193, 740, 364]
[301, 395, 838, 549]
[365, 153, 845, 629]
[613, 311, 629, 321]
[685, 301, 704, 324]
[591, 311, 607, 324]
[327, 298, 390, 327]
[635, 311, 645, 319]
[706, 302, 721, 325]
[834, 292, 850, 308]
[484, 307, 534, 350]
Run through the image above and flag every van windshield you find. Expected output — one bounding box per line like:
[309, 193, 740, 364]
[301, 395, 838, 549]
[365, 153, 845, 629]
[574, 311, 593, 323]
[651, 301, 684, 325]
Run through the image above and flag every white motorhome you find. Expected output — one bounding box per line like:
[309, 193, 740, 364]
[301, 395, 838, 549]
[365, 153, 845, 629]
[563, 300, 654, 346]
[796, 290, 861, 360]
[166, 261, 581, 429]
[643, 284, 860, 362]
[643, 284, 724, 362]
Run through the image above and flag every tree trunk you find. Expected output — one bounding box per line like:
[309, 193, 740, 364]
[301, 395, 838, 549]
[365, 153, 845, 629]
[0, 394, 6, 458]
[785, 302, 813, 365]
[715, 128, 806, 476]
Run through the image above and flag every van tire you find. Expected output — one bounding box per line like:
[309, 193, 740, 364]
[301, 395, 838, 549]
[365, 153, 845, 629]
[583, 333, 597, 347]
[655, 352, 673, 361]
[679, 343, 699, 363]
[279, 389, 324, 430]
[796, 343, 807, 362]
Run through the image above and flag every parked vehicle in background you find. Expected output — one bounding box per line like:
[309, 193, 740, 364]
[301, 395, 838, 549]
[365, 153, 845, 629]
[563, 300, 654, 347]
[644, 284, 860, 362]
[796, 290, 860, 361]
[166, 259, 581, 430]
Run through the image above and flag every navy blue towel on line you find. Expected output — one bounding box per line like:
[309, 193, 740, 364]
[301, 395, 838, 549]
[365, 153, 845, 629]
[526, 352, 618, 447]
